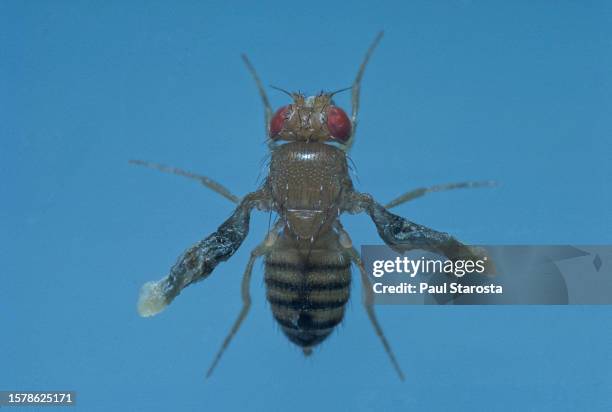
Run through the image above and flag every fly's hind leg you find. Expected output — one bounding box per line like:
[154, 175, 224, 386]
[336, 222, 405, 381]
[384, 180, 497, 210]
[205, 243, 266, 378]
[129, 159, 240, 204]
[206, 222, 281, 378]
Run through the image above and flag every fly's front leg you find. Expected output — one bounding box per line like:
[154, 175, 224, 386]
[345, 192, 492, 268]
[335, 222, 405, 381]
[241, 54, 275, 149]
[345, 31, 384, 151]
[137, 190, 270, 317]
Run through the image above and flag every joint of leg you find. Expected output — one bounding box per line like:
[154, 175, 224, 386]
[339, 230, 352, 249]
[264, 231, 278, 247]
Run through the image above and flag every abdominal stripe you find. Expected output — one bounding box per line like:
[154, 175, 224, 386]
[265, 259, 350, 272]
[267, 295, 347, 310]
[274, 315, 340, 331]
[265, 277, 350, 291]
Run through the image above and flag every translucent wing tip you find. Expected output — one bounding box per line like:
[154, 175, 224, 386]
[137, 280, 168, 317]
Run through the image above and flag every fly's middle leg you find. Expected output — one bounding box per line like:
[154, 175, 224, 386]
[384, 180, 497, 210]
[129, 159, 240, 204]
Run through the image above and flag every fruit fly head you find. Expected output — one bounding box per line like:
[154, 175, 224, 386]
[269, 92, 352, 144]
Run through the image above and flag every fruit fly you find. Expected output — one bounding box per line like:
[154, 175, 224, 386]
[132, 32, 493, 380]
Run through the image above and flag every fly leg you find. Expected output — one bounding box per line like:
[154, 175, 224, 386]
[206, 220, 282, 378]
[129, 159, 240, 204]
[241, 54, 275, 149]
[385, 180, 497, 209]
[335, 222, 405, 381]
[137, 190, 270, 317]
[345, 31, 384, 151]
[205, 246, 261, 378]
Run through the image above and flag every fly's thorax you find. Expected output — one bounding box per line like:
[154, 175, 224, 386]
[267, 142, 353, 240]
[264, 230, 352, 349]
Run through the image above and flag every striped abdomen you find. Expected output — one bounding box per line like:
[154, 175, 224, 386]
[264, 234, 351, 351]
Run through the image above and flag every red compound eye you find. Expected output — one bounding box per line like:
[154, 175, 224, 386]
[270, 105, 290, 138]
[326, 106, 351, 142]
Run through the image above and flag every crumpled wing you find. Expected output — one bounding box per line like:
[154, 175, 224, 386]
[137, 196, 256, 317]
[359, 195, 491, 266]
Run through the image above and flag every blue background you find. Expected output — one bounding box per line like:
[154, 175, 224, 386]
[2, 1, 611, 410]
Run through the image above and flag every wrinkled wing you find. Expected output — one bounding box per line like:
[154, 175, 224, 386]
[367, 200, 491, 267]
[138, 199, 253, 317]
